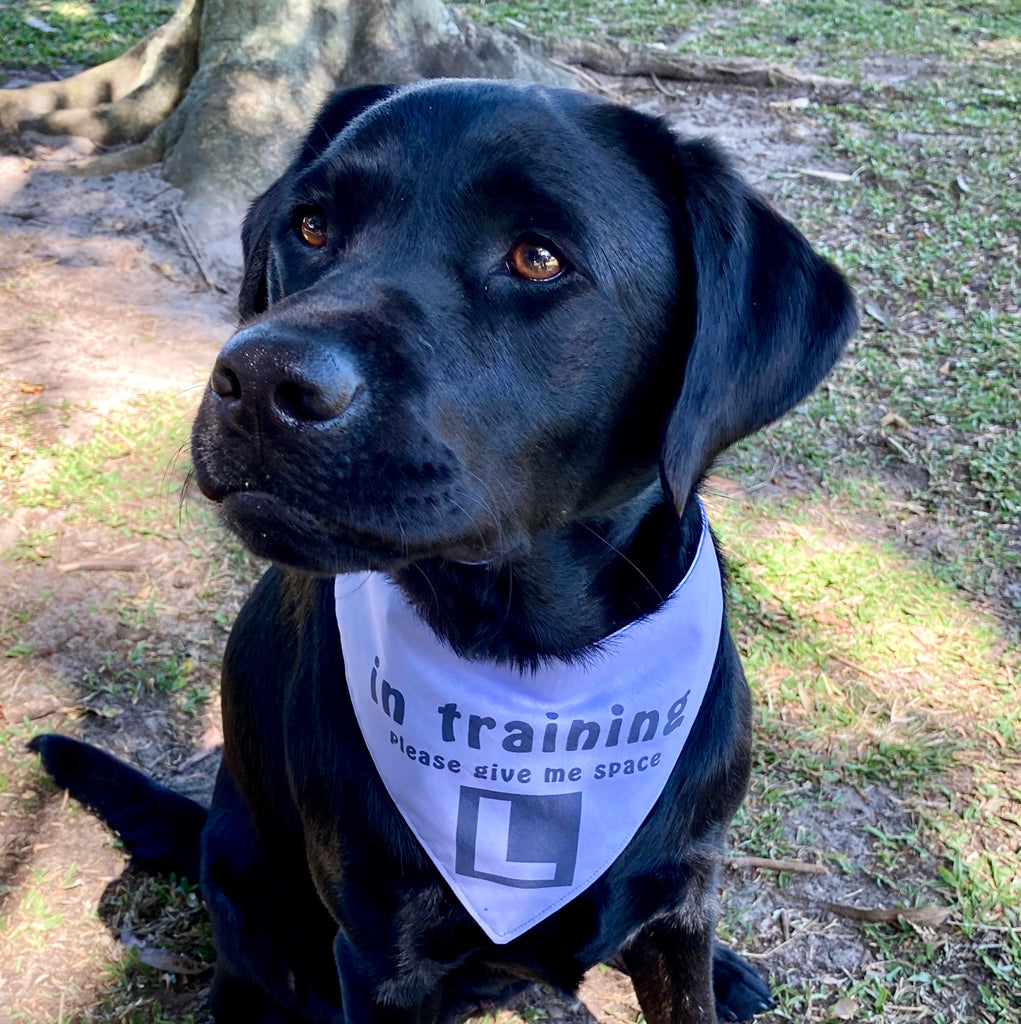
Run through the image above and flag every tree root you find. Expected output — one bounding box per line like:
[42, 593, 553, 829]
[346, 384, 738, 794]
[52, 124, 169, 175]
[0, 0, 201, 146]
[541, 36, 856, 99]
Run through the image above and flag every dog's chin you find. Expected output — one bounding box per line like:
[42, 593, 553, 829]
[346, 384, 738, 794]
[218, 490, 500, 576]
[217, 491, 407, 574]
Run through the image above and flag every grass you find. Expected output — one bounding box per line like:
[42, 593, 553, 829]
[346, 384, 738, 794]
[0, 0, 175, 71]
[458, 0, 1021, 70]
[713, 53, 1020, 621]
[0, 391, 240, 723]
[708, 490, 1020, 1021]
[0, 390, 229, 1020]
[0, 391, 194, 532]
[81, 642, 213, 716]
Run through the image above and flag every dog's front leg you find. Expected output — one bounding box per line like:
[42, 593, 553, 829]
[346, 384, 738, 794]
[619, 913, 717, 1024]
[334, 930, 443, 1024]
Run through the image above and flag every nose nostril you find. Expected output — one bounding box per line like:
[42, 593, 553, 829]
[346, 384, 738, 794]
[274, 381, 307, 421]
[211, 364, 242, 400]
[273, 377, 358, 423]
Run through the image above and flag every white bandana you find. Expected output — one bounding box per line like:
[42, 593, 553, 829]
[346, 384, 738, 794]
[334, 511, 722, 944]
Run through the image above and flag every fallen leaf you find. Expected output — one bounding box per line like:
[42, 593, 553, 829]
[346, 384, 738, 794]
[177, 722, 224, 770]
[25, 15, 58, 32]
[863, 300, 890, 327]
[880, 411, 910, 430]
[83, 705, 123, 719]
[831, 997, 858, 1020]
[120, 926, 210, 975]
[18, 382, 45, 394]
[822, 902, 952, 927]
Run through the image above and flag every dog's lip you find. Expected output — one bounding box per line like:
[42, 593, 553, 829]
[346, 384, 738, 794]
[219, 490, 409, 569]
[217, 488, 504, 573]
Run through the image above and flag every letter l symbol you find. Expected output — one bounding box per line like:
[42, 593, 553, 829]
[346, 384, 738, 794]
[474, 795, 558, 882]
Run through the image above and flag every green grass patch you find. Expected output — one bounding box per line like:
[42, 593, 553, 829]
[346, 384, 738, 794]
[81, 640, 213, 714]
[675, 0, 1019, 72]
[456, 0, 1021, 71]
[0, 392, 193, 534]
[19, 871, 64, 936]
[711, 491, 1020, 1020]
[0, 0, 175, 71]
[710, 493, 1018, 754]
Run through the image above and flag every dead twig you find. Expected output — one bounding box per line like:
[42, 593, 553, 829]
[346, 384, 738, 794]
[56, 560, 145, 572]
[649, 71, 674, 98]
[728, 856, 829, 875]
[545, 57, 617, 97]
[172, 206, 227, 293]
[4, 697, 76, 720]
[828, 652, 887, 683]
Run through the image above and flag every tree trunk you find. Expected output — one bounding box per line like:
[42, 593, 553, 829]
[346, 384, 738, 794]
[160, 0, 567, 270]
[1, 0, 567, 276]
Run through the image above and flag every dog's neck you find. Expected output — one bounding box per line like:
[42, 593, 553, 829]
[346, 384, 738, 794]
[392, 492, 704, 671]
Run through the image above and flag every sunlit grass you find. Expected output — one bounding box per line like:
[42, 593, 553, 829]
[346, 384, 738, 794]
[0, 0, 175, 70]
[52, 1, 94, 22]
[709, 489, 1020, 1021]
[708, 492, 1017, 752]
[1, 392, 193, 532]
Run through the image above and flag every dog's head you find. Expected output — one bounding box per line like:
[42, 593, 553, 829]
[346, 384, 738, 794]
[191, 81, 856, 576]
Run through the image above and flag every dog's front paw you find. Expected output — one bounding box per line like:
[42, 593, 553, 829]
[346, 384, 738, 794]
[713, 944, 773, 1021]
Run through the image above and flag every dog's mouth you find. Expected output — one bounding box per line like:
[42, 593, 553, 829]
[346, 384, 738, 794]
[190, 410, 520, 573]
[214, 488, 507, 575]
[218, 491, 400, 573]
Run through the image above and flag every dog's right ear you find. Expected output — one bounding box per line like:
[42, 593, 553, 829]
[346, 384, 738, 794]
[238, 84, 398, 321]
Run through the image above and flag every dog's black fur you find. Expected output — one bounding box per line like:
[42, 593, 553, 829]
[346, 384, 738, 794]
[31, 80, 857, 1024]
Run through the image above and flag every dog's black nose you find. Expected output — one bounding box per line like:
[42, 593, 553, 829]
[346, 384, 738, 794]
[210, 325, 361, 427]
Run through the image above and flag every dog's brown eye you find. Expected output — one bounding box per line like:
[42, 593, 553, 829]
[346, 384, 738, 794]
[298, 211, 328, 248]
[508, 241, 563, 282]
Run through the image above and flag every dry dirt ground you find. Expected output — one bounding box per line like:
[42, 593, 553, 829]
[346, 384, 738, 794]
[0, 75, 1003, 1024]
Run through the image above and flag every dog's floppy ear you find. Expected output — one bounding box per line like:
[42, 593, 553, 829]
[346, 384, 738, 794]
[238, 84, 398, 320]
[659, 138, 858, 513]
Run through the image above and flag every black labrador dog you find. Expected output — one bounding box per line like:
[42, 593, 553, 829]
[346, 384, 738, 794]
[32, 80, 856, 1024]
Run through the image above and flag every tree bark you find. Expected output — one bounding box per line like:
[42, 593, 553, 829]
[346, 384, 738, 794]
[156, 0, 566, 270]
